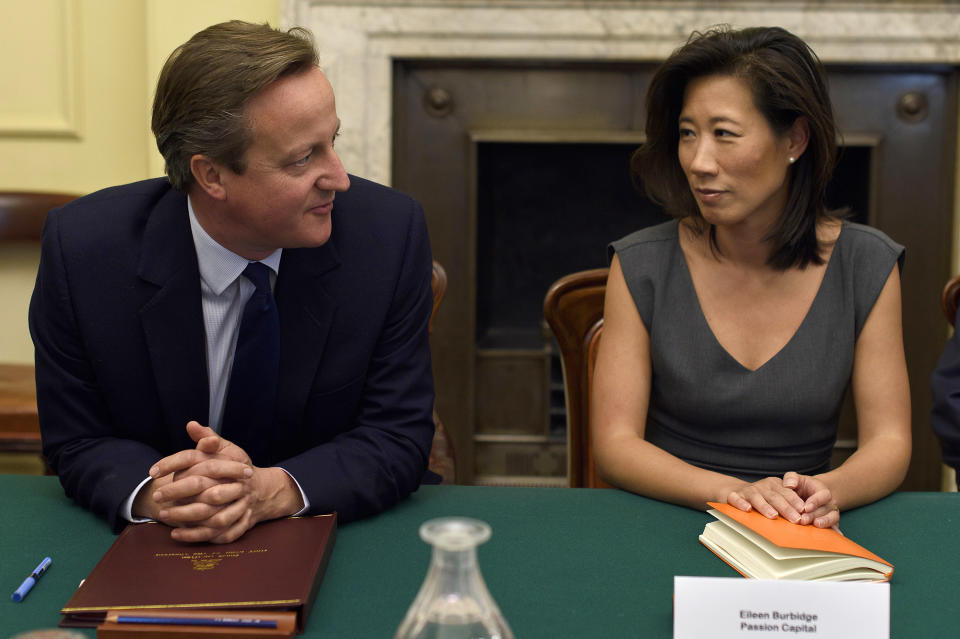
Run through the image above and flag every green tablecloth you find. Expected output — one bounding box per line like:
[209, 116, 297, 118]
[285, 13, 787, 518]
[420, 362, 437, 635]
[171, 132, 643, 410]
[1, 475, 956, 637]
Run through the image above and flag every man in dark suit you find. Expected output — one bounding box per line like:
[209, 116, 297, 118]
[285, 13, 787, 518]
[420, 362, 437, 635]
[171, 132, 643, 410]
[29, 21, 435, 543]
[932, 309, 960, 488]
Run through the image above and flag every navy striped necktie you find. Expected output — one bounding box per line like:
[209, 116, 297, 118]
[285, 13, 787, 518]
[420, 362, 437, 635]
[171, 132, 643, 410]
[222, 261, 280, 457]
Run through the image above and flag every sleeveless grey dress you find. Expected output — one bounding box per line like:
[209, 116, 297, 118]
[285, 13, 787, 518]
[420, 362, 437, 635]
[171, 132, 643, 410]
[609, 220, 904, 480]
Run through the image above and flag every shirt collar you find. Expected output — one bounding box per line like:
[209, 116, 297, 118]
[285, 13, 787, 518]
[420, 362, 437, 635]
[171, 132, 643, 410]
[187, 196, 282, 295]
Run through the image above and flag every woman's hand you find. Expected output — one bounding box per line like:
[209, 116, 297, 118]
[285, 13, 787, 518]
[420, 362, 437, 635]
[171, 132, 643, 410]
[783, 471, 840, 528]
[725, 476, 807, 524]
[725, 472, 840, 529]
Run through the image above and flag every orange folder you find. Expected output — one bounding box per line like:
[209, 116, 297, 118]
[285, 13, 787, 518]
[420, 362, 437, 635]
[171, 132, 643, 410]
[700, 502, 893, 581]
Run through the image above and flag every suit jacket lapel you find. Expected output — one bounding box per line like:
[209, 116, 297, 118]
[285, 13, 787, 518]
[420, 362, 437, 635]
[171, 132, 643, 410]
[136, 188, 209, 435]
[274, 243, 341, 430]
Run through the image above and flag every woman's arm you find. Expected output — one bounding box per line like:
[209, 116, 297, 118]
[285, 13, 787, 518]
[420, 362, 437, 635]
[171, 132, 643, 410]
[798, 265, 912, 525]
[591, 256, 807, 520]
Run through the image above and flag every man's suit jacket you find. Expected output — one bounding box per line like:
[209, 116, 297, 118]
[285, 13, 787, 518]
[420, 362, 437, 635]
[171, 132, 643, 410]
[29, 176, 435, 531]
[932, 308, 960, 486]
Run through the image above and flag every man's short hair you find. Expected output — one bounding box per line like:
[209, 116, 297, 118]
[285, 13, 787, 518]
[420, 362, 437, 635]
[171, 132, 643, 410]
[152, 21, 318, 192]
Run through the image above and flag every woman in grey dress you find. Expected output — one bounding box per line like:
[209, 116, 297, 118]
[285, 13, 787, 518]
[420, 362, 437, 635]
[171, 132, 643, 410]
[593, 26, 911, 529]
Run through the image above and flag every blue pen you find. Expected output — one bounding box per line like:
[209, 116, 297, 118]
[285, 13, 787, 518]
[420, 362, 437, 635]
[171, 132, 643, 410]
[11, 557, 51, 602]
[115, 615, 278, 628]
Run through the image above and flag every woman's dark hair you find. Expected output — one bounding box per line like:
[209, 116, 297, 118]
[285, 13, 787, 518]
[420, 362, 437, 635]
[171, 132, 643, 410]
[632, 25, 841, 269]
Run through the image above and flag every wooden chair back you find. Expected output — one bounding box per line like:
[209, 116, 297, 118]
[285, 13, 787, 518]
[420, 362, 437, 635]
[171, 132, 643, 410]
[0, 191, 77, 469]
[0, 191, 76, 241]
[942, 273, 960, 327]
[428, 260, 456, 483]
[543, 268, 613, 488]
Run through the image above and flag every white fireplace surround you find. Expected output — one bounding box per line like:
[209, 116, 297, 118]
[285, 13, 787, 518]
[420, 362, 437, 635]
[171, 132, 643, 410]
[283, 0, 960, 187]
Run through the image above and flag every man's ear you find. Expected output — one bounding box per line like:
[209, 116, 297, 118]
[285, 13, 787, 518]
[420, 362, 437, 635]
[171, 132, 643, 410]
[190, 154, 227, 201]
[787, 116, 810, 161]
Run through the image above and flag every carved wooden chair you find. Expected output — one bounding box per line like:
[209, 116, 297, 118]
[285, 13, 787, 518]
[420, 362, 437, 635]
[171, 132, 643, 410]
[428, 260, 456, 483]
[543, 267, 613, 488]
[0, 191, 77, 469]
[941, 273, 960, 327]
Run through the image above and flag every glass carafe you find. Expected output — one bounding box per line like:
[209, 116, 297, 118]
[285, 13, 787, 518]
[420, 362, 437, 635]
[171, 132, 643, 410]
[394, 517, 515, 639]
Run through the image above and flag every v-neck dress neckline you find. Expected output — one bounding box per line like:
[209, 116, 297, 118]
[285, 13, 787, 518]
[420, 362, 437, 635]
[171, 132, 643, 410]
[675, 225, 843, 374]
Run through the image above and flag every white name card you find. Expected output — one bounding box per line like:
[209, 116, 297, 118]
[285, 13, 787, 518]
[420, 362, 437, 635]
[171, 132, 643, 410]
[673, 576, 889, 639]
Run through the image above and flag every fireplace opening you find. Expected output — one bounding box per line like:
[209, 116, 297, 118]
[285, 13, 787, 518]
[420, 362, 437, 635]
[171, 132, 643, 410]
[475, 140, 665, 349]
[475, 140, 665, 450]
